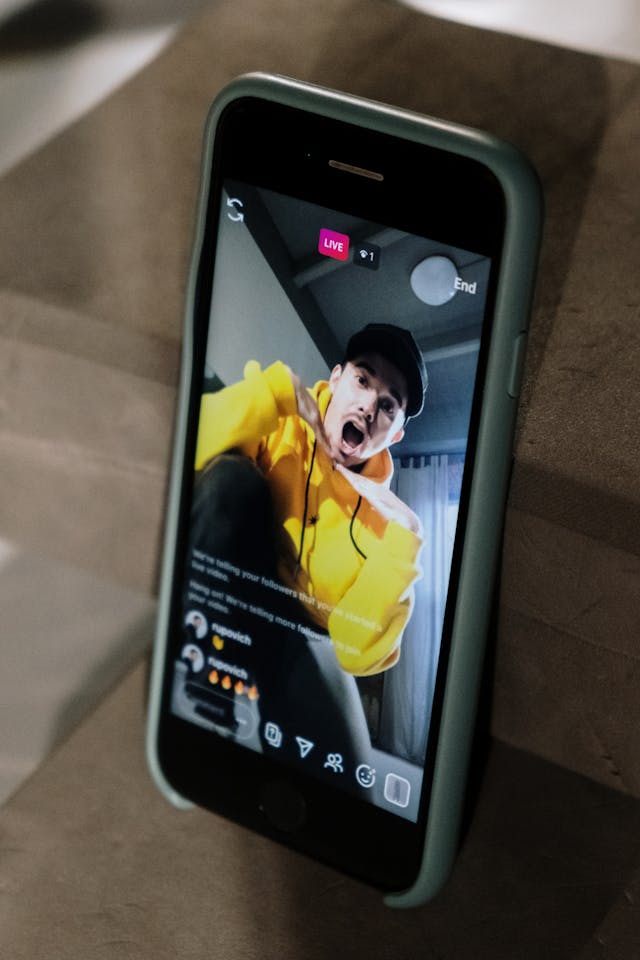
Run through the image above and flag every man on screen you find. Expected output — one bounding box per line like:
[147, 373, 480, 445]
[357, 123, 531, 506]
[191, 323, 427, 679]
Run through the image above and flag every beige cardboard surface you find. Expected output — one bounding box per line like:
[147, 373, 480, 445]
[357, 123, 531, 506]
[0, 542, 155, 806]
[0, 291, 174, 587]
[1, 2, 639, 945]
[2, 659, 640, 959]
[495, 508, 640, 792]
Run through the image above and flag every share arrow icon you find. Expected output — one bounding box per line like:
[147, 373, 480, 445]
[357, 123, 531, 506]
[295, 736, 314, 759]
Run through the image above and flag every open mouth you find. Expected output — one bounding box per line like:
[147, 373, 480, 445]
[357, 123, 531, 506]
[341, 420, 365, 453]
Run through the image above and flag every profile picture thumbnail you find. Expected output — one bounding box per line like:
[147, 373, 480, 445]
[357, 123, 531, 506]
[180, 643, 205, 674]
[184, 609, 208, 640]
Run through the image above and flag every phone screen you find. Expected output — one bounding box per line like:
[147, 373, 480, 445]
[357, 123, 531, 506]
[156, 93, 504, 887]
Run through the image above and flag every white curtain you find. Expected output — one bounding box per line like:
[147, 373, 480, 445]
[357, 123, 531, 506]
[379, 455, 456, 762]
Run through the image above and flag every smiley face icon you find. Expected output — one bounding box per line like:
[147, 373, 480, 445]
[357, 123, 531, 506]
[355, 764, 376, 788]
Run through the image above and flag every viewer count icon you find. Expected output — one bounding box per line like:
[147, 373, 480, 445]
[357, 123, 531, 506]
[354, 242, 380, 270]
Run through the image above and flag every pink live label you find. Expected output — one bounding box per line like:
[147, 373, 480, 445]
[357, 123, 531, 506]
[318, 228, 350, 261]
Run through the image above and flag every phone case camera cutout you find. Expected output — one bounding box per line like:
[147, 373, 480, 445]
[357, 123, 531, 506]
[147, 73, 542, 907]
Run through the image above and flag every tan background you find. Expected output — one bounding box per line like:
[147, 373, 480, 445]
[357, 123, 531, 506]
[1, 0, 639, 954]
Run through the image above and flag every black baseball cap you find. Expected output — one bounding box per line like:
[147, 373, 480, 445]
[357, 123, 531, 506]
[344, 323, 428, 418]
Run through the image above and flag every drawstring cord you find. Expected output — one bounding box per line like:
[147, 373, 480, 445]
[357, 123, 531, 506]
[296, 438, 317, 574]
[296, 439, 368, 572]
[349, 496, 367, 559]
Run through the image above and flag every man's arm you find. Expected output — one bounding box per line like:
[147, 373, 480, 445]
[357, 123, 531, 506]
[285, 366, 334, 459]
[335, 464, 422, 536]
[195, 360, 297, 470]
[327, 521, 423, 676]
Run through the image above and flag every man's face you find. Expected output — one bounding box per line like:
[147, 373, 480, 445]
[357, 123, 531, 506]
[323, 351, 407, 467]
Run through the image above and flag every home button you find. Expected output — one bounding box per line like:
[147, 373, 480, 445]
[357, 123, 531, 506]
[259, 780, 307, 833]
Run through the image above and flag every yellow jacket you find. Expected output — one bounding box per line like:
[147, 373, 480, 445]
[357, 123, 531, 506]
[195, 360, 423, 676]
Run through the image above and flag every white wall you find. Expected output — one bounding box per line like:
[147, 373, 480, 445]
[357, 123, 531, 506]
[206, 191, 327, 388]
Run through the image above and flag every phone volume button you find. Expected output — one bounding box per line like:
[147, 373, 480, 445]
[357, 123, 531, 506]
[507, 332, 528, 399]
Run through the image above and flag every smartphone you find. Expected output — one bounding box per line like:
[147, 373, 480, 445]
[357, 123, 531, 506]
[146, 73, 542, 906]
